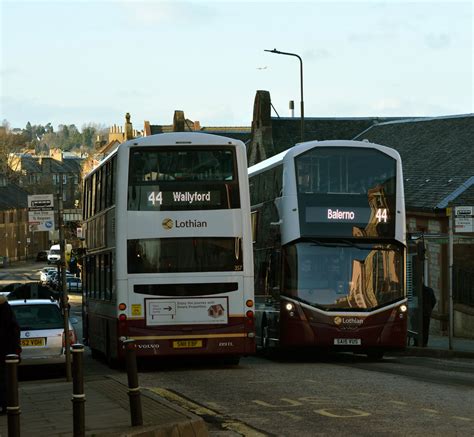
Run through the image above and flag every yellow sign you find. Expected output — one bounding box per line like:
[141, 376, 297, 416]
[173, 340, 203, 349]
[131, 304, 142, 316]
[21, 338, 46, 347]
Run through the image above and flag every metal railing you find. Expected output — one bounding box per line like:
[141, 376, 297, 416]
[453, 266, 474, 307]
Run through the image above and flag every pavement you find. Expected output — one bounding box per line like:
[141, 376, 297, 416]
[400, 333, 474, 359]
[0, 374, 208, 437]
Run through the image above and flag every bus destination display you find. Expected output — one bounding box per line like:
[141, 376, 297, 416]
[306, 207, 389, 224]
[147, 190, 221, 207]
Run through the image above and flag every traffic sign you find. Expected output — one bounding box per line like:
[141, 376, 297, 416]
[28, 194, 55, 232]
[454, 206, 473, 233]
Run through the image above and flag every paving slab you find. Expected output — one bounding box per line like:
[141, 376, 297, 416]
[0, 376, 208, 437]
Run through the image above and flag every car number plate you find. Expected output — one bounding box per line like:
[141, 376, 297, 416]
[334, 338, 361, 345]
[21, 338, 46, 347]
[172, 340, 203, 349]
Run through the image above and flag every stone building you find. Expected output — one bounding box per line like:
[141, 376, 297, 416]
[0, 177, 48, 262]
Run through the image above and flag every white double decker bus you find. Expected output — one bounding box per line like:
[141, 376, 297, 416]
[82, 132, 255, 365]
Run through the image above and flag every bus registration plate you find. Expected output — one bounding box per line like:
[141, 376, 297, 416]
[334, 338, 361, 345]
[173, 340, 203, 349]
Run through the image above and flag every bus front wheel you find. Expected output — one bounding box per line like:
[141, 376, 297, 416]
[261, 320, 270, 351]
[367, 350, 384, 361]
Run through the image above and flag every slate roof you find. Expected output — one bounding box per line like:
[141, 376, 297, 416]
[271, 116, 410, 154]
[149, 125, 251, 143]
[200, 127, 251, 144]
[0, 183, 28, 210]
[149, 119, 196, 135]
[18, 157, 83, 174]
[352, 114, 474, 211]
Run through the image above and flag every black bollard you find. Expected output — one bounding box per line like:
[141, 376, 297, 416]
[5, 354, 20, 437]
[122, 339, 143, 426]
[71, 344, 85, 437]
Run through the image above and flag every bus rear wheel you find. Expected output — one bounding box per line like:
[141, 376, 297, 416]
[106, 329, 118, 369]
[223, 355, 240, 365]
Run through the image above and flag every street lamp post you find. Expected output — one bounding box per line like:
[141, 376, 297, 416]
[265, 48, 304, 142]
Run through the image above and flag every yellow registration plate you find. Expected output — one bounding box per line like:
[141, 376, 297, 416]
[21, 338, 46, 347]
[172, 340, 203, 349]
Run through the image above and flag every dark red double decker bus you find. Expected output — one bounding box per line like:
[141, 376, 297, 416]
[249, 140, 407, 359]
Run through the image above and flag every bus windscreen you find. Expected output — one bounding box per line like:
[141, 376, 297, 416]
[127, 147, 240, 211]
[282, 241, 404, 310]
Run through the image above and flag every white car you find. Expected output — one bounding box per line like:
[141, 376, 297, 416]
[9, 299, 77, 365]
[40, 267, 57, 284]
[47, 245, 61, 264]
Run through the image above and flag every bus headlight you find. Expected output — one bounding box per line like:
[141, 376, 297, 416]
[285, 303, 294, 312]
[399, 304, 407, 313]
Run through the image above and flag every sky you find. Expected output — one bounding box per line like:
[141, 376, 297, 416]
[1, 0, 472, 131]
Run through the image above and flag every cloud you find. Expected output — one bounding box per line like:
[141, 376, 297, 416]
[304, 48, 332, 61]
[0, 68, 19, 78]
[425, 33, 452, 50]
[122, 1, 215, 25]
[370, 97, 455, 116]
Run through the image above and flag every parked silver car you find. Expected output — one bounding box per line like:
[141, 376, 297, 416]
[66, 277, 82, 292]
[9, 299, 77, 365]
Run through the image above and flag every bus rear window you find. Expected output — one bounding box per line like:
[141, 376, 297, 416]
[129, 148, 235, 182]
[127, 237, 243, 273]
[128, 148, 240, 211]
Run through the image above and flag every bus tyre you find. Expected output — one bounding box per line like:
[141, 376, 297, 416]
[261, 320, 270, 353]
[106, 330, 118, 369]
[223, 355, 240, 365]
[367, 351, 384, 361]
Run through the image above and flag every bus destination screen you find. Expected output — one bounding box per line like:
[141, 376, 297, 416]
[147, 190, 222, 208]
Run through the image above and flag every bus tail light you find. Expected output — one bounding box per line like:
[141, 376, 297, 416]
[119, 314, 127, 321]
[119, 303, 127, 311]
[246, 299, 254, 308]
[245, 310, 254, 330]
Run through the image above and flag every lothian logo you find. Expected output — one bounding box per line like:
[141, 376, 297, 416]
[162, 218, 173, 230]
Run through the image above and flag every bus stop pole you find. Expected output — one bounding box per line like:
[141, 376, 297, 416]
[59, 183, 72, 380]
[122, 339, 143, 426]
[448, 207, 454, 350]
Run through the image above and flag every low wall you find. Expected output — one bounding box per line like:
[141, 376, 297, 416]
[454, 304, 474, 339]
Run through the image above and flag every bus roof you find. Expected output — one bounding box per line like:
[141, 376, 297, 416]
[248, 139, 401, 176]
[124, 132, 245, 148]
[85, 132, 246, 179]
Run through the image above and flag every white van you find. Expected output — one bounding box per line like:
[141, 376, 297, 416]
[47, 244, 72, 264]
